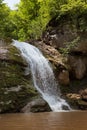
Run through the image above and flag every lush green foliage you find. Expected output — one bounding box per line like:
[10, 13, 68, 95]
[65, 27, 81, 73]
[59, 0, 87, 31]
[0, 0, 10, 38]
[15, 0, 51, 40]
[0, 0, 87, 40]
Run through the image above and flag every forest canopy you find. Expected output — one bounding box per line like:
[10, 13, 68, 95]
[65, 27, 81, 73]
[0, 0, 87, 41]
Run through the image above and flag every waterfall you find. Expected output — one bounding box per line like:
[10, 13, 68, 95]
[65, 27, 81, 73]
[13, 40, 70, 111]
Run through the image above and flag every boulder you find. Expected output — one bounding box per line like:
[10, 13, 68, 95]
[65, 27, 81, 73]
[66, 93, 87, 110]
[78, 100, 87, 110]
[67, 93, 81, 100]
[21, 97, 51, 113]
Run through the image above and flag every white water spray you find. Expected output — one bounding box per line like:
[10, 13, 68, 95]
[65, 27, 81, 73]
[13, 40, 70, 111]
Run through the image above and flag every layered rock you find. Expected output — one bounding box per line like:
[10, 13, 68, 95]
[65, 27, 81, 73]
[33, 41, 70, 85]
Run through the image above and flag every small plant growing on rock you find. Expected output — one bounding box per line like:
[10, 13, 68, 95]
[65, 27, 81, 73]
[59, 36, 80, 57]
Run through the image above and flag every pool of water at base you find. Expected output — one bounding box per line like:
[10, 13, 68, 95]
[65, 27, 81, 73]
[0, 111, 87, 130]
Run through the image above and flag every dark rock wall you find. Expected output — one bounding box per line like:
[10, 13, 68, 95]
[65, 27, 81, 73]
[40, 17, 87, 110]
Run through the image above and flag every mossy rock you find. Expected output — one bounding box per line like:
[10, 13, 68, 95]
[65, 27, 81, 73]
[7, 44, 27, 66]
[0, 40, 39, 113]
[0, 60, 39, 113]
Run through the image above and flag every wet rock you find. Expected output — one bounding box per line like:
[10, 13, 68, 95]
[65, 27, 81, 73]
[66, 92, 87, 110]
[21, 97, 51, 113]
[78, 100, 87, 110]
[67, 93, 81, 100]
[80, 89, 87, 101]
[33, 41, 69, 82]
[66, 93, 81, 109]
[34, 41, 64, 67]
[62, 105, 70, 110]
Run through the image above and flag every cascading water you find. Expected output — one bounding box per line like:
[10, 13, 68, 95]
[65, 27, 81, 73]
[13, 40, 71, 111]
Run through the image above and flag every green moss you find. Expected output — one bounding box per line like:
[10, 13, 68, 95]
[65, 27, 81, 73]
[0, 62, 24, 87]
[0, 41, 40, 113]
[8, 45, 27, 66]
[1, 85, 38, 112]
[0, 60, 38, 113]
[0, 78, 38, 113]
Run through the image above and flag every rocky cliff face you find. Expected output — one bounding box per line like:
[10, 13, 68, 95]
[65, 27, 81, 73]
[0, 39, 50, 113]
[39, 17, 87, 110]
[41, 17, 87, 81]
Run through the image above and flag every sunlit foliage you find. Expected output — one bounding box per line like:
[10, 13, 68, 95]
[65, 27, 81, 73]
[0, 0, 87, 40]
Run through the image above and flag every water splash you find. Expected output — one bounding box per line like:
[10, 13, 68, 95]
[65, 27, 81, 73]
[13, 40, 71, 111]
